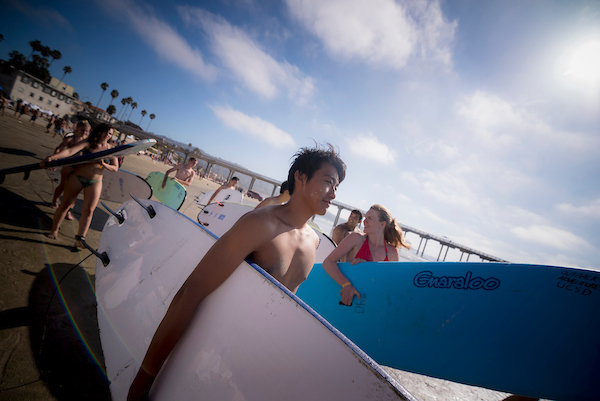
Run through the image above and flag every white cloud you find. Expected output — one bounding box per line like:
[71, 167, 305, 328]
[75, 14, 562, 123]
[210, 105, 296, 148]
[511, 224, 592, 251]
[179, 7, 315, 103]
[346, 132, 397, 165]
[556, 198, 600, 219]
[100, 0, 216, 80]
[285, 0, 456, 69]
[420, 170, 477, 208]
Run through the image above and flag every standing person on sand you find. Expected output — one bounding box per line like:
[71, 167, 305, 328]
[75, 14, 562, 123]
[255, 180, 290, 209]
[127, 144, 346, 401]
[206, 176, 239, 204]
[50, 120, 92, 219]
[46, 114, 56, 133]
[53, 118, 66, 138]
[40, 123, 118, 249]
[162, 157, 197, 187]
[323, 204, 410, 306]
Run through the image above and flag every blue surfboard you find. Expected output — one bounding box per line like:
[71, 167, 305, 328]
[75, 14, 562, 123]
[296, 261, 600, 401]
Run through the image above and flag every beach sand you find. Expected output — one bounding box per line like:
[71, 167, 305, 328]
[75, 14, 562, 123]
[0, 113, 512, 400]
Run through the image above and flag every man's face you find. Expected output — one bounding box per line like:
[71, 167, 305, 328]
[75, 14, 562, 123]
[187, 159, 197, 168]
[347, 212, 361, 229]
[230, 179, 239, 186]
[302, 162, 339, 216]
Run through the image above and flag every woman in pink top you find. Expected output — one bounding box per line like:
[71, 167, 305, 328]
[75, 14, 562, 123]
[322, 204, 410, 305]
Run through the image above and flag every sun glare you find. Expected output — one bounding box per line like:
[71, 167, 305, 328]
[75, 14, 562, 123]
[563, 37, 600, 87]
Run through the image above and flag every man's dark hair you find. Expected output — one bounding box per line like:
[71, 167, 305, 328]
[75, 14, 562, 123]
[280, 181, 289, 194]
[231, 176, 239, 181]
[351, 209, 363, 220]
[287, 144, 346, 195]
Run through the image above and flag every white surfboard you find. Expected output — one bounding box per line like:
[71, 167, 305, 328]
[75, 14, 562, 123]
[195, 188, 243, 205]
[95, 200, 415, 401]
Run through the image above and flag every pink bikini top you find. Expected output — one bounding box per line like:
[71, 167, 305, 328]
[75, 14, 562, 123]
[354, 236, 388, 261]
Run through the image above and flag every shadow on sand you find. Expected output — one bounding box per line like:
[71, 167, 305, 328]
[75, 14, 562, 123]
[26, 263, 110, 400]
[0, 186, 111, 235]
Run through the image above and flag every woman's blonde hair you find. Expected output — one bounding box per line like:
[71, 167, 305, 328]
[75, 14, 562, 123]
[370, 204, 410, 249]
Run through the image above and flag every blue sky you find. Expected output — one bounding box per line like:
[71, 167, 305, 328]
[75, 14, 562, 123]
[2, 0, 599, 269]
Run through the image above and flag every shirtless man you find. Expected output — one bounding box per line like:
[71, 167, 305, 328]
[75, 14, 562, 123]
[127, 145, 346, 401]
[332, 209, 363, 245]
[207, 176, 239, 204]
[255, 180, 290, 209]
[162, 158, 197, 188]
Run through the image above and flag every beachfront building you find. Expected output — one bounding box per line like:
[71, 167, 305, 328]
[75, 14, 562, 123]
[0, 62, 77, 118]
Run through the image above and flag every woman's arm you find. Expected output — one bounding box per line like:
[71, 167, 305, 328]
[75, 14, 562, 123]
[101, 156, 119, 173]
[40, 141, 89, 168]
[322, 233, 363, 306]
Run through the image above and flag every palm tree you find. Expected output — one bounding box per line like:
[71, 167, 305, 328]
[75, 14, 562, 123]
[49, 50, 62, 67]
[117, 97, 128, 120]
[106, 104, 117, 116]
[147, 113, 155, 131]
[139, 109, 147, 125]
[108, 89, 119, 107]
[8, 51, 26, 70]
[73, 92, 79, 100]
[127, 102, 138, 121]
[97, 82, 109, 107]
[28, 39, 42, 60]
[60, 65, 72, 83]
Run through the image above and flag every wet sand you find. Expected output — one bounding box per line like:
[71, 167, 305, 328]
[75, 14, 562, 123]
[0, 112, 511, 400]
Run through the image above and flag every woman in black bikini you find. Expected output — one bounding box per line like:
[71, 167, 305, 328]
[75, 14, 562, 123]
[41, 123, 118, 248]
[322, 204, 410, 305]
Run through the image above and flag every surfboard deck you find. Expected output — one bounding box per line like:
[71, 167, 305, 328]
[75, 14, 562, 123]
[47, 168, 152, 203]
[0, 139, 156, 184]
[145, 171, 187, 210]
[195, 188, 243, 205]
[197, 202, 337, 263]
[296, 261, 600, 401]
[95, 200, 415, 401]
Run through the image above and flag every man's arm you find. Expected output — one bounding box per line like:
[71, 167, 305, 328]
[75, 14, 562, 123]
[127, 212, 274, 401]
[174, 173, 193, 187]
[207, 185, 224, 204]
[162, 165, 179, 188]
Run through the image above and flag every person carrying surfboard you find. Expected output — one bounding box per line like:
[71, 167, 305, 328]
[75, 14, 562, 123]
[127, 144, 346, 401]
[161, 157, 197, 187]
[323, 204, 410, 306]
[50, 120, 92, 220]
[40, 123, 118, 249]
[206, 176, 240, 204]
